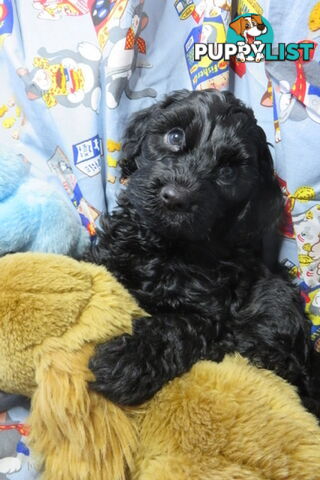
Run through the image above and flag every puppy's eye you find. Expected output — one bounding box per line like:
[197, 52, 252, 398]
[165, 128, 185, 150]
[218, 166, 236, 183]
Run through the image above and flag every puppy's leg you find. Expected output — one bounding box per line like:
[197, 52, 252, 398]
[89, 314, 222, 406]
[232, 276, 320, 417]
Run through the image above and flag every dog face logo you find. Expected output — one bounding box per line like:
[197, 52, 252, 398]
[228, 13, 270, 62]
[196, 14, 314, 64]
[229, 14, 267, 44]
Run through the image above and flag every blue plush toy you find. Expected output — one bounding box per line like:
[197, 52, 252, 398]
[0, 147, 90, 258]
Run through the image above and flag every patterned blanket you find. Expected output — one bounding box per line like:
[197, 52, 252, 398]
[1, 1, 320, 477]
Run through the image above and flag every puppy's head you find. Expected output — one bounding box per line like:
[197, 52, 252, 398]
[230, 15, 267, 41]
[120, 89, 283, 245]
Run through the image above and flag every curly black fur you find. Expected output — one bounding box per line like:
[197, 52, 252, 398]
[87, 89, 320, 415]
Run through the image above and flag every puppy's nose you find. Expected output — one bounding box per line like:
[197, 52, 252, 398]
[257, 24, 266, 31]
[160, 185, 190, 210]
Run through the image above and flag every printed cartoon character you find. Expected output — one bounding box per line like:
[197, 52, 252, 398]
[195, 0, 231, 21]
[174, 0, 197, 21]
[200, 21, 217, 43]
[302, 234, 320, 269]
[48, 147, 100, 236]
[90, 0, 116, 26]
[198, 70, 229, 90]
[88, 0, 128, 49]
[0, 0, 13, 46]
[32, 0, 89, 20]
[0, 412, 30, 479]
[278, 77, 320, 124]
[229, 14, 267, 62]
[175, 0, 230, 24]
[306, 288, 320, 325]
[310, 289, 320, 318]
[266, 42, 320, 124]
[277, 180, 317, 241]
[294, 204, 320, 288]
[185, 13, 228, 91]
[297, 281, 320, 349]
[297, 280, 320, 349]
[104, 0, 157, 109]
[17, 42, 101, 112]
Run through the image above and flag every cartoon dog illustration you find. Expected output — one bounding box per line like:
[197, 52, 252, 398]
[229, 14, 267, 62]
[17, 42, 101, 112]
[267, 56, 320, 124]
[32, 0, 89, 20]
[104, 0, 157, 109]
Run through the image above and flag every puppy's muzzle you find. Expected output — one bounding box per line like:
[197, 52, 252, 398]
[160, 185, 192, 211]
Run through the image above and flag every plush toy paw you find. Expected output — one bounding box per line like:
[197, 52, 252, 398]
[89, 334, 163, 406]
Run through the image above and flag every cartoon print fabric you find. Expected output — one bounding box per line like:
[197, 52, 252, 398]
[0, 1, 320, 477]
[0, 407, 37, 480]
[231, 0, 320, 349]
[0, 1, 105, 241]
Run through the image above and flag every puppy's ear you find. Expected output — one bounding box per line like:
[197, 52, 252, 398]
[229, 17, 244, 36]
[209, 90, 282, 243]
[256, 128, 283, 232]
[233, 126, 283, 247]
[120, 104, 157, 179]
[252, 14, 263, 24]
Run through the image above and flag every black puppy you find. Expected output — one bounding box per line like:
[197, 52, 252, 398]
[88, 89, 320, 415]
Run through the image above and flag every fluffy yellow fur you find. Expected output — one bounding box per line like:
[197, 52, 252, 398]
[30, 345, 137, 480]
[134, 356, 320, 480]
[1, 253, 320, 480]
[0, 252, 145, 480]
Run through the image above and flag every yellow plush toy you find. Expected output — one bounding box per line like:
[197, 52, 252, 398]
[0, 252, 143, 480]
[0, 252, 320, 480]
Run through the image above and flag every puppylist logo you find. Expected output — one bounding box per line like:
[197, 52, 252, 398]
[194, 13, 314, 63]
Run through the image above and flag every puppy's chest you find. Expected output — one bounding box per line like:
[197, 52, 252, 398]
[126, 255, 259, 316]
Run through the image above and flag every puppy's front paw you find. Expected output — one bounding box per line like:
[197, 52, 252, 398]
[89, 334, 161, 406]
